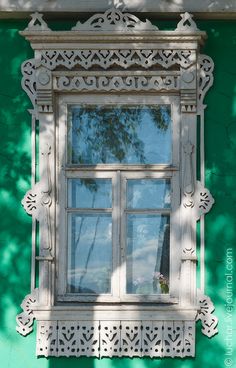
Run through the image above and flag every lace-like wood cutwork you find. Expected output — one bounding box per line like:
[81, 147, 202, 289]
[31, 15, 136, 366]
[72, 8, 158, 31]
[197, 290, 218, 337]
[36, 320, 195, 357]
[16, 289, 38, 336]
[55, 75, 179, 92]
[40, 49, 194, 71]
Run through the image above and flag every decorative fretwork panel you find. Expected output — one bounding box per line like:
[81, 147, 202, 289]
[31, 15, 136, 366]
[36, 320, 195, 358]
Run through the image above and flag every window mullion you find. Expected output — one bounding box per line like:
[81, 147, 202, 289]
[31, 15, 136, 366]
[111, 170, 121, 299]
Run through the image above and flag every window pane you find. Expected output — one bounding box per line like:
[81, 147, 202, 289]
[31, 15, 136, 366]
[127, 179, 171, 209]
[68, 105, 171, 164]
[126, 214, 169, 295]
[68, 178, 112, 208]
[67, 213, 112, 294]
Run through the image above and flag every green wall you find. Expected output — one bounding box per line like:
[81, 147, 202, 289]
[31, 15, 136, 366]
[0, 18, 235, 368]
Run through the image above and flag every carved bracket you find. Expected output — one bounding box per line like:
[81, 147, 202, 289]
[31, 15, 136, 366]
[194, 181, 215, 220]
[16, 289, 38, 336]
[198, 54, 214, 112]
[21, 59, 37, 109]
[196, 289, 218, 337]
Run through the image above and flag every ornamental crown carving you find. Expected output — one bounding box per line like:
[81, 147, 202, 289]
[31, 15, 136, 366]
[72, 8, 158, 31]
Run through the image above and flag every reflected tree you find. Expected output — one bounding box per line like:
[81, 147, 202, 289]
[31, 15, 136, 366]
[68, 105, 171, 164]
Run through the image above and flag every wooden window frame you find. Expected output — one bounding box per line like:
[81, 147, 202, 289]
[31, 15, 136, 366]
[57, 94, 180, 304]
[16, 9, 218, 358]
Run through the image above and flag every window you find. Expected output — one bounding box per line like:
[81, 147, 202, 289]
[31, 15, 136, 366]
[17, 9, 218, 358]
[57, 95, 180, 304]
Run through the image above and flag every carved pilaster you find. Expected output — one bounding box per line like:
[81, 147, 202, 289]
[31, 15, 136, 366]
[36, 67, 53, 113]
[22, 143, 52, 255]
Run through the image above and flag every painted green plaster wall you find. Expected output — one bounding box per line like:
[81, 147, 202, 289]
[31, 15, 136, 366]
[0, 18, 235, 368]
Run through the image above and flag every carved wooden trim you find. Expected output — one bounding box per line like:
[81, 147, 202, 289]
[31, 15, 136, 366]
[198, 54, 214, 112]
[55, 74, 180, 92]
[39, 49, 195, 71]
[176, 12, 199, 32]
[21, 143, 53, 256]
[197, 290, 218, 338]
[24, 12, 51, 31]
[16, 289, 38, 336]
[17, 9, 218, 357]
[21, 59, 36, 109]
[36, 320, 195, 357]
[183, 141, 195, 209]
[22, 144, 52, 219]
[72, 8, 158, 32]
[182, 141, 215, 218]
[194, 181, 215, 220]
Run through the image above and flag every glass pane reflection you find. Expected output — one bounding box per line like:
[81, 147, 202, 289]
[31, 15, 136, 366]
[68, 179, 112, 208]
[127, 179, 171, 209]
[68, 105, 172, 164]
[67, 213, 112, 294]
[126, 214, 170, 295]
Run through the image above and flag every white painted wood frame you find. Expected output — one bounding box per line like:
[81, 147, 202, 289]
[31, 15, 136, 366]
[17, 9, 218, 358]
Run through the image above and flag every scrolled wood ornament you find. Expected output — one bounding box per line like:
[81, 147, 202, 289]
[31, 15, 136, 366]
[197, 289, 218, 337]
[16, 289, 38, 336]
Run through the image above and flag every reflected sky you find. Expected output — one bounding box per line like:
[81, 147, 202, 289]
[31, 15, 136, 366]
[67, 213, 112, 294]
[126, 214, 170, 295]
[127, 179, 171, 209]
[68, 105, 172, 165]
[68, 178, 112, 208]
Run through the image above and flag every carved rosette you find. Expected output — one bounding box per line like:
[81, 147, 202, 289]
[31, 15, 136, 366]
[16, 289, 38, 336]
[197, 290, 218, 337]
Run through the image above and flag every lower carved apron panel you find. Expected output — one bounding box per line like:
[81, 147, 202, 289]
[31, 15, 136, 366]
[36, 320, 195, 358]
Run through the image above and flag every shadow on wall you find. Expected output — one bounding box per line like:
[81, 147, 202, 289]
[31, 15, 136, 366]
[0, 14, 235, 368]
[0, 20, 32, 333]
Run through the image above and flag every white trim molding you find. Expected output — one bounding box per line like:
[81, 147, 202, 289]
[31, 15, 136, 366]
[17, 9, 218, 358]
